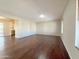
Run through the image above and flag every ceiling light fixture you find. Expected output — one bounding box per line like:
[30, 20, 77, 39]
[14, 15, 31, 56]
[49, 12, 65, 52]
[40, 14, 45, 18]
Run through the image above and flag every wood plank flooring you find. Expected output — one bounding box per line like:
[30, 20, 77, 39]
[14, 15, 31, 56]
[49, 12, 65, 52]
[0, 34, 70, 59]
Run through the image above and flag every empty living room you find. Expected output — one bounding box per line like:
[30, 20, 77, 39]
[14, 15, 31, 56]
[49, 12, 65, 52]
[0, 0, 79, 59]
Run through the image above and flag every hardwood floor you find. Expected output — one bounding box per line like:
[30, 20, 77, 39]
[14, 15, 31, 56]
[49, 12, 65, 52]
[0, 34, 70, 59]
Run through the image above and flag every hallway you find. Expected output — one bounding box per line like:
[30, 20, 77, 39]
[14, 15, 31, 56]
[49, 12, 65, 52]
[0, 35, 70, 59]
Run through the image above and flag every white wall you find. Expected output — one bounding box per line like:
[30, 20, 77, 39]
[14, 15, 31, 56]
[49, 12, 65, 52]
[15, 20, 36, 38]
[62, 0, 79, 59]
[15, 19, 61, 38]
[36, 21, 61, 36]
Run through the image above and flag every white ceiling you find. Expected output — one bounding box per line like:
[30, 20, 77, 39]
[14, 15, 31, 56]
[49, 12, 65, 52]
[0, 0, 68, 22]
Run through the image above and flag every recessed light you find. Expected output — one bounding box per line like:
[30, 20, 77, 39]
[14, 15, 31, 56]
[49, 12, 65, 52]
[40, 14, 45, 18]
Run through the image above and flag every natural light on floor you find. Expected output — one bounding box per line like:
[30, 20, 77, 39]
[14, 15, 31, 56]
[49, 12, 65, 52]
[0, 37, 5, 50]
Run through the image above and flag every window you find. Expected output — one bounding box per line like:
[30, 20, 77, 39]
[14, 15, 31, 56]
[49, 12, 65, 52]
[0, 23, 4, 36]
[61, 21, 63, 34]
